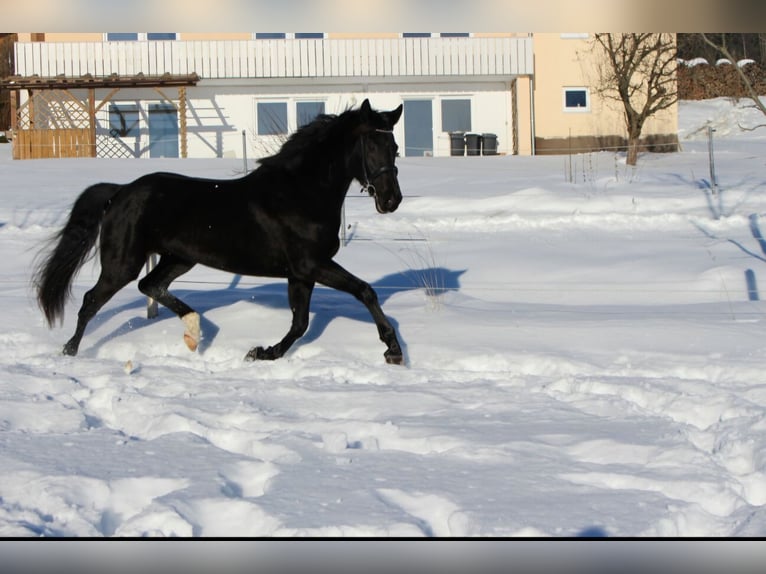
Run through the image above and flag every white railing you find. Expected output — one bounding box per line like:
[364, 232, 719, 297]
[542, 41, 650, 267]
[14, 36, 534, 80]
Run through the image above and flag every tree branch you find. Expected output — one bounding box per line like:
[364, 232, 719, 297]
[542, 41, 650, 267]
[701, 33, 766, 119]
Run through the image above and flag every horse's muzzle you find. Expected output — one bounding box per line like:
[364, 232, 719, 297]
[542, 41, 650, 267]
[374, 188, 402, 214]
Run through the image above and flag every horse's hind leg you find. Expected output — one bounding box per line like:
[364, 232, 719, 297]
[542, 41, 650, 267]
[246, 277, 314, 361]
[63, 268, 141, 356]
[137, 255, 199, 351]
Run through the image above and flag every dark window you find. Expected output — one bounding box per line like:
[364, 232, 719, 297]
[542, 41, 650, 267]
[295, 33, 324, 39]
[256, 33, 286, 39]
[403, 33, 431, 38]
[564, 88, 589, 110]
[109, 104, 140, 137]
[257, 102, 288, 135]
[147, 33, 177, 40]
[297, 101, 325, 127]
[441, 99, 471, 132]
[440, 33, 469, 37]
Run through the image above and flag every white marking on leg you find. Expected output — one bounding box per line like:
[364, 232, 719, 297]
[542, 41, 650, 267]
[182, 312, 201, 352]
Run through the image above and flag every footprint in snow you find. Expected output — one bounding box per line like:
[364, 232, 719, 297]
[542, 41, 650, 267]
[376, 488, 473, 537]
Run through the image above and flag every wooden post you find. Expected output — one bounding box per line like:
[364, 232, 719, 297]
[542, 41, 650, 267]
[510, 78, 518, 156]
[88, 88, 96, 158]
[10, 89, 18, 159]
[28, 89, 34, 129]
[27, 90, 35, 159]
[178, 86, 188, 158]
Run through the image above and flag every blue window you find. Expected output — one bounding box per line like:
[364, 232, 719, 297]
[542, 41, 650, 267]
[403, 33, 431, 38]
[109, 105, 139, 137]
[148, 104, 178, 158]
[147, 33, 177, 40]
[297, 101, 325, 127]
[107, 33, 138, 41]
[257, 102, 288, 135]
[256, 33, 286, 39]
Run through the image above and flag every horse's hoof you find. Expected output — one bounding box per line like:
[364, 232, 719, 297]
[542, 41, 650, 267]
[62, 344, 78, 356]
[182, 312, 201, 352]
[385, 353, 404, 366]
[183, 333, 198, 352]
[245, 346, 270, 361]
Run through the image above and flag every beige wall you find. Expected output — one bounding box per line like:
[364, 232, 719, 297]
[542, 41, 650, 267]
[532, 33, 677, 153]
[35, 33, 102, 42]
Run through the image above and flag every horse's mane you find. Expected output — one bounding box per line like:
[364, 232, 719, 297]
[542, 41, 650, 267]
[257, 107, 363, 172]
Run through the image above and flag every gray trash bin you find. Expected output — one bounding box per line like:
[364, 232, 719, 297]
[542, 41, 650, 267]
[465, 133, 481, 156]
[481, 133, 498, 156]
[449, 132, 465, 156]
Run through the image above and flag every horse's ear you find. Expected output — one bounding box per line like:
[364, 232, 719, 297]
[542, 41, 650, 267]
[360, 98, 372, 121]
[387, 104, 403, 127]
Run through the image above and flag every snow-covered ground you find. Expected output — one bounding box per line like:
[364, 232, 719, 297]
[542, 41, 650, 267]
[1, 98, 765, 537]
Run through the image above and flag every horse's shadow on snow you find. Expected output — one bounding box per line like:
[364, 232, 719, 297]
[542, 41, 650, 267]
[84, 267, 465, 359]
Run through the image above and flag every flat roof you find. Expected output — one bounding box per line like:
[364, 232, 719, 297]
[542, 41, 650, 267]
[0, 73, 200, 90]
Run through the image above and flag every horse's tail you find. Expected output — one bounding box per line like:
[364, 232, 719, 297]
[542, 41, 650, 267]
[34, 183, 122, 327]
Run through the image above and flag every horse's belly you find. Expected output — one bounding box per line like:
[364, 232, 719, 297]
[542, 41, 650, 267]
[159, 232, 288, 277]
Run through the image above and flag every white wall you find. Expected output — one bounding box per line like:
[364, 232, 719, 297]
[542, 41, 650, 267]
[90, 80, 518, 159]
[185, 80, 516, 160]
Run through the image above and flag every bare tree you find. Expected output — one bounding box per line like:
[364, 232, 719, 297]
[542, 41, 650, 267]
[701, 33, 766, 131]
[592, 33, 678, 166]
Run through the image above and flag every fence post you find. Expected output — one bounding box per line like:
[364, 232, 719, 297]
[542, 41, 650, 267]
[146, 254, 158, 319]
[707, 126, 718, 196]
[242, 130, 248, 173]
[340, 200, 347, 246]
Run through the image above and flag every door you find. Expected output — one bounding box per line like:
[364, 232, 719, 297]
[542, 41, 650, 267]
[148, 103, 179, 158]
[403, 100, 433, 157]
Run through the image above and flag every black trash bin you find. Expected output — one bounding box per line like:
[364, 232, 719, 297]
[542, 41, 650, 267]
[465, 133, 481, 156]
[481, 133, 498, 156]
[449, 132, 465, 156]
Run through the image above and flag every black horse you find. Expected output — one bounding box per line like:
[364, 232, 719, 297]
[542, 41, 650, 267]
[34, 99, 405, 365]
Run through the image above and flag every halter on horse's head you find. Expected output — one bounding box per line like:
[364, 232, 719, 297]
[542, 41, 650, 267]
[356, 99, 403, 214]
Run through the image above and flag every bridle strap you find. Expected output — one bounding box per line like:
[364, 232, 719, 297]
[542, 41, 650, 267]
[360, 130, 398, 196]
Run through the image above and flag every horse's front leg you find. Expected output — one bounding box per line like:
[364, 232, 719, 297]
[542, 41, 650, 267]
[245, 277, 314, 361]
[314, 260, 404, 365]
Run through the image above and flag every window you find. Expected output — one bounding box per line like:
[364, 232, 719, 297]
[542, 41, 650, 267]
[255, 33, 286, 39]
[257, 102, 288, 135]
[441, 99, 471, 132]
[106, 33, 176, 41]
[106, 33, 138, 41]
[295, 33, 323, 39]
[440, 33, 469, 38]
[109, 104, 139, 137]
[148, 103, 179, 158]
[147, 33, 177, 40]
[403, 33, 432, 38]
[563, 88, 590, 112]
[297, 101, 325, 127]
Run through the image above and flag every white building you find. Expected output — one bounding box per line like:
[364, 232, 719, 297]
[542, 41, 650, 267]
[3, 33, 677, 160]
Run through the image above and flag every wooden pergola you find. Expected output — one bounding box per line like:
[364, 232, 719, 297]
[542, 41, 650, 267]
[0, 73, 200, 159]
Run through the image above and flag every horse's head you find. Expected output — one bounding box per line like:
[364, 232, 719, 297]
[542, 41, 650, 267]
[356, 99, 404, 214]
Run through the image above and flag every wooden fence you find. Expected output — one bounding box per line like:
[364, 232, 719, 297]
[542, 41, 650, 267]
[13, 128, 93, 159]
